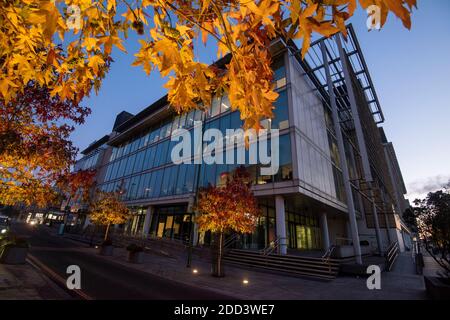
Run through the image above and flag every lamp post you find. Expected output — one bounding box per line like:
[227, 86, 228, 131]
[186, 118, 205, 268]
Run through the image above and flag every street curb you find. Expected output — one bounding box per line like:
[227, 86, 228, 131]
[26, 254, 93, 300]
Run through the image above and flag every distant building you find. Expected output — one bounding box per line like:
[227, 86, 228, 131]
[71, 25, 412, 260]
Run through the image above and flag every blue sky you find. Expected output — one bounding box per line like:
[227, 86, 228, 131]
[71, 1, 450, 201]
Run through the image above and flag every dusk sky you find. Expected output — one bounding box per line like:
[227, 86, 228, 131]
[71, 0, 450, 202]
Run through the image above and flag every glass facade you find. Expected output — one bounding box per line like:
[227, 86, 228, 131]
[98, 57, 291, 203]
[74, 149, 102, 171]
[94, 55, 340, 251]
[149, 205, 192, 241]
[237, 199, 321, 250]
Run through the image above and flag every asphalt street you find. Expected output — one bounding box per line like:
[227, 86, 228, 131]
[13, 223, 233, 300]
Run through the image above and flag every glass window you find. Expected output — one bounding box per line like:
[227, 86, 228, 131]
[117, 158, 126, 178]
[274, 134, 293, 182]
[167, 165, 178, 195]
[171, 116, 180, 133]
[131, 137, 140, 153]
[120, 178, 130, 200]
[333, 165, 346, 203]
[211, 96, 221, 117]
[160, 140, 170, 165]
[136, 173, 146, 199]
[204, 162, 216, 187]
[153, 143, 163, 168]
[110, 148, 118, 162]
[124, 154, 136, 176]
[105, 164, 112, 182]
[272, 57, 285, 81]
[184, 164, 196, 193]
[149, 126, 160, 143]
[185, 110, 196, 128]
[272, 90, 289, 130]
[219, 113, 231, 135]
[109, 162, 117, 180]
[147, 171, 156, 198]
[134, 150, 145, 174]
[160, 167, 171, 196]
[129, 175, 140, 200]
[123, 142, 131, 156]
[151, 169, 163, 198]
[117, 145, 124, 158]
[175, 164, 187, 194]
[145, 146, 156, 170]
[230, 111, 242, 129]
[160, 122, 171, 138]
[178, 112, 187, 129]
[142, 131, 150, 148]
[194, 109, 203, 122]
[220, 94, 231, 114]
[141, 173, 151, 199]
[328, 131, 340, 167]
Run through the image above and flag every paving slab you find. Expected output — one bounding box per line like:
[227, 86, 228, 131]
[77, 245, 427, 300]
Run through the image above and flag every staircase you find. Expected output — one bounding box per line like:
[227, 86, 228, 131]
[223, 249, 340, 281]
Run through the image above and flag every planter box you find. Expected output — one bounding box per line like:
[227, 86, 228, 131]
[332, 245, 371, 258]
[127, 251, 143, 264]
[425, 276, 450, 300]
[0, 246, 28, 264]
[99, 245, 113, 256]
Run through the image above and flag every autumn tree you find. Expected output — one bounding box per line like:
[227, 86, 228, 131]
[89, 190, 131, 241]
[1, 1, 416, 207]
[0, 83, 91, 207]
[195, 167, 261, 277]
[413, 183, 450, 277]
[1, 0, 416, 130]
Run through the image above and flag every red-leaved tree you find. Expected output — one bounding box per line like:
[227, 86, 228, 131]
[195, 166, 261, 277]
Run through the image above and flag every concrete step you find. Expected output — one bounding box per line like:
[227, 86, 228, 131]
[224, 249, 339, 281]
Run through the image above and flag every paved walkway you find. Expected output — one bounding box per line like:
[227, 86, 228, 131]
[72, 244, 426, 300]
[0, 263, 70, 299]
[422, 250, 447, 277]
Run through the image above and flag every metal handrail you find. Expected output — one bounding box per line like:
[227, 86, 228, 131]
[322, 245, 336, 260]
[322, 245, 336, 274]
[224, 233, 240, 249]
[260, 237, 287, 256]
[385, 241, 399, 271]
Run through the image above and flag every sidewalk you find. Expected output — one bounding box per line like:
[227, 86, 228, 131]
[75, 243, 427, 300]
[422, 250, 446, 277]
[0, 262, 70, 300]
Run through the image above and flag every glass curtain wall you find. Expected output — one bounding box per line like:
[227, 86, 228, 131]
[149, 205, 192, 241]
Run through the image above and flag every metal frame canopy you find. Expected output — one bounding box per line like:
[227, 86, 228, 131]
[296, 24, 385, 125]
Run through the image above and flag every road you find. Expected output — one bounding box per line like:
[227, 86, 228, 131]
[13, 223, 233, 300]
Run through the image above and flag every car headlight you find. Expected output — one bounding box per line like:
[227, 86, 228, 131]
[1, 229, 7, 234]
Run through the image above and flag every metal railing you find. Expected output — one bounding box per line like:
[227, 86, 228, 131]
[322, 245, 336, 274]
[385, 241, 399, 271]
[260, 237, 287, 256]
[223, 233, 240, 250]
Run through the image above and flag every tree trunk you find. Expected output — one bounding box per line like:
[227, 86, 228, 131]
[216, 231, 224, 277]
[104, 222, 111, 241]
